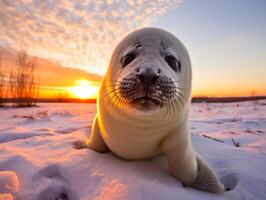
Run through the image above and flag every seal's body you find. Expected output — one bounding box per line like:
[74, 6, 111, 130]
[74, 28, 224, 194]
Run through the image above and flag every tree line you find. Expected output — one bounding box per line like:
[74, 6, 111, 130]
[0, 51, 39, 107]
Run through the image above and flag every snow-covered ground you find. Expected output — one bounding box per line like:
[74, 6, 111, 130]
[0, 100, 266, 200]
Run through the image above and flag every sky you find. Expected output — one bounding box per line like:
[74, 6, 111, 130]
[0, 0, 265, 97]
[154, 0, 266, 97]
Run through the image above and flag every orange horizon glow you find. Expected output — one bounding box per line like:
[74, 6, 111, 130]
[68, 80, 98, 99]
[37, 80, 99, 100]
[36, 81, 266, 100]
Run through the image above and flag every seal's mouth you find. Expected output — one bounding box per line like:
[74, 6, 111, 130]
[132, 96, 163, 111]
[133, 97, 161, 105]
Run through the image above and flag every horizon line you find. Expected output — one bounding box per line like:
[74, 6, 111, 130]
[1, 95, 266, 104]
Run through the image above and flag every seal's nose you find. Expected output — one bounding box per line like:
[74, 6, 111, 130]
[136, 67, 160, 87]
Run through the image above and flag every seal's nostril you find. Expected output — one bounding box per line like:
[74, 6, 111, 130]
[136, 68, 140, 73]
[157, 69, 161, 74]
[151, 75, 159, 85]
[138, 73, 159, 86]
[139, 74, 145, 84]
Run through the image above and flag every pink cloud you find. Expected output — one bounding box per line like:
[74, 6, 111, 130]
[0, 0, 182, 75]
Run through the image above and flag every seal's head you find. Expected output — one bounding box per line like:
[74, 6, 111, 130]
[102, 28, 192, 116]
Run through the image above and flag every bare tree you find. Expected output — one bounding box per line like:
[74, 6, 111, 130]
[250, 89, 258, 97]
[250, 89, 259, 105]
[9, 66, 16, 104]
[0, 54, 6, 107]
[14, 51, 38, 107]
[57, 89, 69, 102]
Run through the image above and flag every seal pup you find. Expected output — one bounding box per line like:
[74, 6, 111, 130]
[74, 27, 225, 194]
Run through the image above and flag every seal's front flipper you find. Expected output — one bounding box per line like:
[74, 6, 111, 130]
[86, 116, 109, 153]
[73, 116, 109, 153]
[73, 140, 88, 149]
[191, 155, 225, 194]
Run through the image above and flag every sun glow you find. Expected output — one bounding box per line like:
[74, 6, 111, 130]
[69, 80, 99, 99]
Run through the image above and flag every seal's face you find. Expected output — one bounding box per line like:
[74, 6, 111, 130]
[105, 28, 191, 114]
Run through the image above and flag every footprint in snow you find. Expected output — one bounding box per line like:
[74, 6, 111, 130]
[220, 173, 239, 191]
[37, 180, 79, 200]
[33, 164, 79, 200]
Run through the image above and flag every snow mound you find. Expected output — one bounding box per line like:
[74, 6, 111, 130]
[0, 171, 19, 199]
[0, 193, 14, 200]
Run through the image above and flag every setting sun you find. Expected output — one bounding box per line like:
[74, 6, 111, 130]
[69, 80, 99, 99]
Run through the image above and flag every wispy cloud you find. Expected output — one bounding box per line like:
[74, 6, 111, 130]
[0, 0, 182, 74]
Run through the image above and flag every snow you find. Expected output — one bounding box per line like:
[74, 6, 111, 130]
[0, 101, 266, 200]
[0, 171, 19, 199]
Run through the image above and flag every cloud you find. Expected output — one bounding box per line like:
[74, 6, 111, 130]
[0, 0, 182, 75]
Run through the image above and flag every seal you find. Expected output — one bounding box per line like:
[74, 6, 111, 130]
[74, 27, 225, 194]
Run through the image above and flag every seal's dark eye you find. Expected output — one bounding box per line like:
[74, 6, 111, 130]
[121, 53, 135, 68]
[165, 55, 181, 72]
